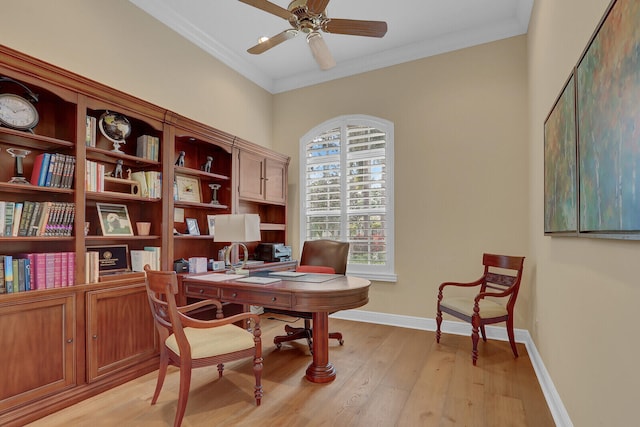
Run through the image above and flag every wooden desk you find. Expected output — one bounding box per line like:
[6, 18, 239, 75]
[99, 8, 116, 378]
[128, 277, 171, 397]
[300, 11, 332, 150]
[182, 273, 371, 383]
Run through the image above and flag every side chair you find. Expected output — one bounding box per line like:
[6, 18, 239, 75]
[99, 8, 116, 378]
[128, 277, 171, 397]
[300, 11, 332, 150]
[144, 265, 263, 427]
[436, 253, 525, 365]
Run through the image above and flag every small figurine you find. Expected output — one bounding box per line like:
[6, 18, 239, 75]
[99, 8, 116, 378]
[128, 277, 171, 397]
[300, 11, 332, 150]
[111, 159, 124, 179]
[202, 156, 213, 173]
[126, 168, 132, 180]
[175, 151, 186, 167]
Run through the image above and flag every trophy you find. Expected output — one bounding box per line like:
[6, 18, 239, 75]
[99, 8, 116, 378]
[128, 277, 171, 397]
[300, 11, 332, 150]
[7, 148, 31, 184]
[208, 183, 221, 205]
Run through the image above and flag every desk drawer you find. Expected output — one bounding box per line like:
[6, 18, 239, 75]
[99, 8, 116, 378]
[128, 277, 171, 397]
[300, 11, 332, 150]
[220, 288, 291, 308]
[185, 284, 220, 299]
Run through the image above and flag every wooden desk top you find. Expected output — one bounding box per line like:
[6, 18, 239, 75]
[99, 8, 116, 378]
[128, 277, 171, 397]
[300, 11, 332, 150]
[182, 273, 370, 313]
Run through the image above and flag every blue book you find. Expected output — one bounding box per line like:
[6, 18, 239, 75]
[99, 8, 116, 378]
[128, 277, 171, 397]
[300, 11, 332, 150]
[44, 153, 57, 187]
[4, 255, 13, 293]
[38, 153, 51, 186]
[24, 258, 31, 291]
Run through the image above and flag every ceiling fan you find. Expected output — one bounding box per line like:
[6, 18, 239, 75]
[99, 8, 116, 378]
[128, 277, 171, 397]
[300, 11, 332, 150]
[239, 0, 388, 70]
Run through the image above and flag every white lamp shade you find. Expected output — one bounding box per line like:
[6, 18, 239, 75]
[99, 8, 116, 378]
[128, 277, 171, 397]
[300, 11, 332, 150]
[307, 31, 336, 70]
[213, 214, 261, 242]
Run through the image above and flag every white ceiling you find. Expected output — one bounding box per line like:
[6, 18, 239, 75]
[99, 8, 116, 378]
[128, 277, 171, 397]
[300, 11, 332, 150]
[129, 0, 533, 94]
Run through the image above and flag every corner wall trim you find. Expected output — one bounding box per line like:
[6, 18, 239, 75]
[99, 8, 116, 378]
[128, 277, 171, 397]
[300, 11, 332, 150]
[330, 309, 573, 427]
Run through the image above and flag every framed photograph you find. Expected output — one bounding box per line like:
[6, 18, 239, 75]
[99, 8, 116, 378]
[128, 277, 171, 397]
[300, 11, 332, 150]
[576, 0, 640, 237]
[175, 174, 202, 203]
[86, 245, 130, 273]
[206, 215, 215, 236]
[186, 218, 200, 235]
[544, 72, 577, 235]
[96, 203, 133, 236]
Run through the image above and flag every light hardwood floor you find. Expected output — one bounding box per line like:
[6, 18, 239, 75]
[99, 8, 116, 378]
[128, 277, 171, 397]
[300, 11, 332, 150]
[27, 316, 554, 426]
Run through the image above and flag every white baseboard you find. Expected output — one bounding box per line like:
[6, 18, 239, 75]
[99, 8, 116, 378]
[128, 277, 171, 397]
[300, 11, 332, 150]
[330, 309, 573, 427]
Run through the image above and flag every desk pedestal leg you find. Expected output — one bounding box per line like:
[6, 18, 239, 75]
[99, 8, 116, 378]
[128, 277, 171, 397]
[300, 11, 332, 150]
[305, 312, 336, 383]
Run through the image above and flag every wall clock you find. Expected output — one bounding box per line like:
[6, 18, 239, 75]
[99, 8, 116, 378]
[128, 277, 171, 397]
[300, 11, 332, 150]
[0, 93, 39, 132]
[0, 76, 39, 133]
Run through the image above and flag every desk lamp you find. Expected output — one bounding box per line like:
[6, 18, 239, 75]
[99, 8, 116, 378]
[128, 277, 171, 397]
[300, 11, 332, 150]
[213, 214, 261, 273]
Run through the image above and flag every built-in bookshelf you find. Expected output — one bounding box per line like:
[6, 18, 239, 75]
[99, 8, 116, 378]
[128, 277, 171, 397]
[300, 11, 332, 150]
[0, 44, 289, 426]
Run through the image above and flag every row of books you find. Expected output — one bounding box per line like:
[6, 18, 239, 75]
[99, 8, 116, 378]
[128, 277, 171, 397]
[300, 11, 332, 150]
[131, 171, 162, 199]
[85, 116, 98, 147]
[30, 153, 76, 189]
[85, 160, 162, 199]
[131, 246, 161, 272]
[136, 135, 160, 162]
[0, 252, 75, 294]
[0, 201, 75, 237]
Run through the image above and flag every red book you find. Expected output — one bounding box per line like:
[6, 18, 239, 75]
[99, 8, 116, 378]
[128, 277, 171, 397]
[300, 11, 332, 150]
[67, 252, 75, 286]
[45, 253, 55, 289]
[29, 153, 48, 186]
[34, 253, 47, 290]
[53, 252, 62, 287]
[61, 252, 68, 287]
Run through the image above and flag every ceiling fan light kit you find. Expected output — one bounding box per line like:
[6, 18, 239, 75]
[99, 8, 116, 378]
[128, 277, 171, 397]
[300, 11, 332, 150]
[240, 0, 387, 70]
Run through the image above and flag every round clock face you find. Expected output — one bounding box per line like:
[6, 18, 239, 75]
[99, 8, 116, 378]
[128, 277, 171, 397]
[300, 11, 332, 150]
[0, 93, 39, 130]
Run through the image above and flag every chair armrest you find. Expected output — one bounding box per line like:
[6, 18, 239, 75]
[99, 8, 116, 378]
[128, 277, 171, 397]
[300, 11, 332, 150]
[475, 288, 513, 302]
[179, 311, 261, 329]
[439, 277, 484, 292]
[178, 299, 222, 314]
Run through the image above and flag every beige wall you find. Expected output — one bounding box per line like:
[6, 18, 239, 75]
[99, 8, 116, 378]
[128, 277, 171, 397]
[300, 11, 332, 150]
[0, 0, 273, 148]
[274, 36, 531, 325]
[529, 0, 640, 425]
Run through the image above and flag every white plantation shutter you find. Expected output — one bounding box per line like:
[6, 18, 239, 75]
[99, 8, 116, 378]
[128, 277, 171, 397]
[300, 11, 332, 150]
[300, 115, 396, 282]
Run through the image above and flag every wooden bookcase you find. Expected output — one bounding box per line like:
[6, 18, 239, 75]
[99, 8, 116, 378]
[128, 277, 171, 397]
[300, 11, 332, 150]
[0, 45, 289, 425]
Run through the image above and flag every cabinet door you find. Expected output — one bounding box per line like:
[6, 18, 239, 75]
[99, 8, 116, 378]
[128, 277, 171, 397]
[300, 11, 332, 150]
[0, 294, 75, 412]
[264, 158, 287, 204]
[86, 283, 157, 383]
[238, 150, 265, 201]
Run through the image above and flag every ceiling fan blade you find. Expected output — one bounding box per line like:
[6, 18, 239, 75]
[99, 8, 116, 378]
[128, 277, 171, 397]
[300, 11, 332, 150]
[306, 0, 330, 15]
[307, 32, 336, 70]
[238, 0, 292, 20]
[324, 19, 388, 38]
[247, 29, 298, 54]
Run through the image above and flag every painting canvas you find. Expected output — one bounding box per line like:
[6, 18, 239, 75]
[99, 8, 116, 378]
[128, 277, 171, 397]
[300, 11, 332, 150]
[544, 73, 577, 234]
[577, 0, 640, 234]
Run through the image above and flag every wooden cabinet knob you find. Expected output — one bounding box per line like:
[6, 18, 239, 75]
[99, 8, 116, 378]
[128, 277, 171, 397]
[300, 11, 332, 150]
[67, 338, 73, 343]
[232, 292, 238, 298]
[92, 335, 98, 340]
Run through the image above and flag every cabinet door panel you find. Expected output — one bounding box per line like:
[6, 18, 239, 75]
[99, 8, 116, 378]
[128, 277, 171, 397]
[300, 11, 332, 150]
[238, 151, 265, 200]
[86, 283, 157, 382]
[265, 158, 287, 204]
[0, 294, 75, 411]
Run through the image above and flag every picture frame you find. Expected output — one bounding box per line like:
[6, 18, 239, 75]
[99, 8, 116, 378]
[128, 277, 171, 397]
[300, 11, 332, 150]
[186, 217, 200, 235]
[86, 244, 130, 273]
[175, 174, 202, 203]
[543, 72, 577, 235]
[96, 203, 133, 236]
[206, 215, 215, 236]
[576, 0, 640, 237]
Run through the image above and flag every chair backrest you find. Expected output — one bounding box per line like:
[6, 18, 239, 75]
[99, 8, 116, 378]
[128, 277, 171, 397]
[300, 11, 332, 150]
[480, 253, 525, 310]
[299, 239, 350, 275]
[144, 265, 191, 358]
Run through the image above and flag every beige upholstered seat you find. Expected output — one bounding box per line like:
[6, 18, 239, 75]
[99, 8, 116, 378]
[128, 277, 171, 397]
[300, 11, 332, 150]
[436, 253, 525, 365]
[144, 265, 263, 427]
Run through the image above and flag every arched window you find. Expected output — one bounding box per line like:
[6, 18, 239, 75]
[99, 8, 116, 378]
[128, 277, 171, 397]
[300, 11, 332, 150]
[300, 115, 396, 282]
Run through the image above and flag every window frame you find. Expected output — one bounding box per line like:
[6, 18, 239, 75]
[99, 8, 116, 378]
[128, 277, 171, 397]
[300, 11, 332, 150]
[299, 114, 396, 282]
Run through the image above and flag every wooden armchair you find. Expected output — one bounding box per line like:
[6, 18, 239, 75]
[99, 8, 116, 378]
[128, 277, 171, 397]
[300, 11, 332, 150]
[272, 239, 349, 353]
[144, 265, 263, 427]
[436, 253, 525, 365]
